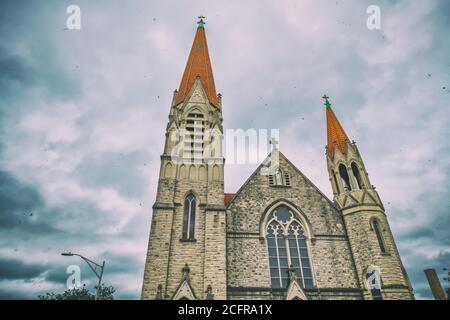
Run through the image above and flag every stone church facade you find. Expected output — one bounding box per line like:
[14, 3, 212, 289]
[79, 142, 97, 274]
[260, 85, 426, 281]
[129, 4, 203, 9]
[141, 18, 414, 300]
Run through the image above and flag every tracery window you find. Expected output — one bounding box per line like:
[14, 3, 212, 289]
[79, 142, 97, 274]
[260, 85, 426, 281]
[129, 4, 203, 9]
[266, 205, 313, 289]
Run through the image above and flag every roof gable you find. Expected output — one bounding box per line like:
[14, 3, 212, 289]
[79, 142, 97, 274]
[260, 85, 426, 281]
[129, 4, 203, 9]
[228, 150, 337, 210]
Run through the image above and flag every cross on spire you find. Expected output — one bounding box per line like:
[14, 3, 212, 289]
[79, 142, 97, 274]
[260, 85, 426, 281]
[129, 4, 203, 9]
[197, 16, 206, 28]
[270, 137, 279, 150]
[173, 17, 219, 107]
[322, 95, 331, 108]
[325, 96, 350, 155]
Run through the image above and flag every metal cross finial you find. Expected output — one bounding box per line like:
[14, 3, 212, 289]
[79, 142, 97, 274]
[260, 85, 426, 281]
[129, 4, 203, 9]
[322, 95, 331, 108]
[197, 16, 206, 28]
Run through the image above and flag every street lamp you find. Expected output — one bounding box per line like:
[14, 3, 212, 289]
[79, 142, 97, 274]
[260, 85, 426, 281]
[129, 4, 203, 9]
[61, 252, 106, 300]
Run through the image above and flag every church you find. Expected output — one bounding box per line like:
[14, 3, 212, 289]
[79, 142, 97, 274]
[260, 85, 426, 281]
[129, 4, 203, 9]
[141, 18, 414, 300]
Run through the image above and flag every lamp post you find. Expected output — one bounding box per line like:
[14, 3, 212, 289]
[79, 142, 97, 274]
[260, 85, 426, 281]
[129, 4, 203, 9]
[61, 252, 105, 300]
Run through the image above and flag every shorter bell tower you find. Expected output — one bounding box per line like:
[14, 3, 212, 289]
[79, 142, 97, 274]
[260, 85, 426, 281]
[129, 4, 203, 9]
[323, 95, 414, 300]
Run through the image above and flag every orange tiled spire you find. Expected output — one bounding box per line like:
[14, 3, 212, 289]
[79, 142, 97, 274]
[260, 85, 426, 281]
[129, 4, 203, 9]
[173, 17, 219, 107]
[324, 95, 350, 155]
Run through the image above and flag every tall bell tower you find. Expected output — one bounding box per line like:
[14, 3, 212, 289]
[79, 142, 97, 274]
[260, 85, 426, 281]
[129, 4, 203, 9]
[323, 96, 414, 300]
[141, 17, 226, 300]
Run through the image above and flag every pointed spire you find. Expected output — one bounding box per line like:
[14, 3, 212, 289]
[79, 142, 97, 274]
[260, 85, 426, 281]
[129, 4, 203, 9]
[173, 17, 219, 107]
[324, 95, 350, 155]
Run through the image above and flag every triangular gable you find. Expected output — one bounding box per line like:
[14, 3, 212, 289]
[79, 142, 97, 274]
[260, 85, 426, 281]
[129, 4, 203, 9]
[184, 79, 209, 105]
[343, 194, 359, 207]
[286, 281, 308, 300]
[361, 191, 377, 205]
[281, 153, 337, 209]
[227, 150, 337, 210]
[172, 279, 197, 300]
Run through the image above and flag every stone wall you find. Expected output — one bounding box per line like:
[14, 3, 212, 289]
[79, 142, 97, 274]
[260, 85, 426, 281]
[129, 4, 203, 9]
[141, 81, 226, 300]
[343, 208, 414, 299]
[226, 152, 361, 299]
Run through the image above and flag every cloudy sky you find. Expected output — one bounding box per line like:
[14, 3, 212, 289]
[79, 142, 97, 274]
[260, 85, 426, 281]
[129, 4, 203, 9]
[0, 0, 449, 299]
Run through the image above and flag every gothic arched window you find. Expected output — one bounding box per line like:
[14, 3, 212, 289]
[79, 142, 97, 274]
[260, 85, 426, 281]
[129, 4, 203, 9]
[339, 164, 352, 191]
[372, 219, 386, 253]
[182, 193, 196, 240]
[266, 205, 313, 289]
[351, 162, 363, 189]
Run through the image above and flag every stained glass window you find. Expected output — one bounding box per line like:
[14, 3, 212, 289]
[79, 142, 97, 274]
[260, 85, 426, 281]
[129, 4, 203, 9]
[266, 205, 313, 289]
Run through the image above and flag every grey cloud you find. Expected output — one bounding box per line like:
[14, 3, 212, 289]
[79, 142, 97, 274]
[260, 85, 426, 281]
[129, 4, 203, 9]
[394, 187, 450, 299]
[406, 251, 450, 299]
[399, 188, 450, 246]
[43, 266, 70, 284]
[0, 289, 33, 300]
[0, 257, 47, 280]
[402, 227, 435, 241]
[0, 170, 43, 213]
[0, 170, 61, 235]
[0, 48, 36, 88]
[72, 151, 150, 199]
[0, 2, 81, 108]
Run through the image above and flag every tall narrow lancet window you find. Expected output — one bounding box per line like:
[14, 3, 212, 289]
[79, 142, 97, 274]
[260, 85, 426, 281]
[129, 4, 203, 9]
[182, 193, 196, 240]
[266, 205, 313, 289]
[351, 162, 363, 189]
[339, 164, 352, 191]
[372, 219, 386, 253]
